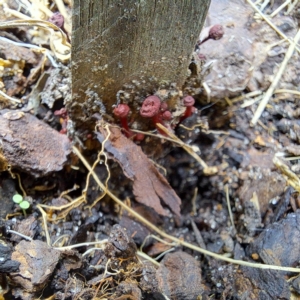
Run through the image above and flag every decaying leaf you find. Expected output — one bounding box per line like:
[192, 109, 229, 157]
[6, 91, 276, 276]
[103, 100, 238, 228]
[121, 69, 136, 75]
[96, 126, 181, 216]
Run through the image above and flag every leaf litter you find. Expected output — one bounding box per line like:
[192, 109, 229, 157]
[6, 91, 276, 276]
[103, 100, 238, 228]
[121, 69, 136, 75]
[2, 0, 300, 299]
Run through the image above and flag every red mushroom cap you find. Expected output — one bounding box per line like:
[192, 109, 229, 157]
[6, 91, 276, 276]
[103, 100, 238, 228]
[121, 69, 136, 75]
[160, 102, 168, 112]
[183, 96, 195, 107]
[162, 110, 172, 121]
[113, 104, 130, 118]
[140, 95, 161, 117]
[209, 24, 224, 40]
[54, 107, 67, 116]
[49, 12, 64, 28]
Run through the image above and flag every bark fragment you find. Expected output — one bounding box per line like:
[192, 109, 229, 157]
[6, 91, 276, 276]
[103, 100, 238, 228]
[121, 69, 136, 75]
[10, 240, 60, 292]
[0, 109, 71, 177]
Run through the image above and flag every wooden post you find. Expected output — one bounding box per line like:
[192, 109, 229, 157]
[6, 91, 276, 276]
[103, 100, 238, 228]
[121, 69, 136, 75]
[71, 0, 210, 130]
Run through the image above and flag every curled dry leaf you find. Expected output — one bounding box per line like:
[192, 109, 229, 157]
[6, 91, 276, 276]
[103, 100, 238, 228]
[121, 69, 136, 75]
[96, 126, 181, 216]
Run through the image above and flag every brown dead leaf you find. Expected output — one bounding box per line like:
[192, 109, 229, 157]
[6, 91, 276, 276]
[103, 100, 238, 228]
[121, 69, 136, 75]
[96, 126, 181, 216]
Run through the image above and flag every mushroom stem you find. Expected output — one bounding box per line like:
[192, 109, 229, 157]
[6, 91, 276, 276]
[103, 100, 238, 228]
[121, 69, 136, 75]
[152, 114, 166, 135]
[113, 104, 133, 138]
[120, 118, 131, 136]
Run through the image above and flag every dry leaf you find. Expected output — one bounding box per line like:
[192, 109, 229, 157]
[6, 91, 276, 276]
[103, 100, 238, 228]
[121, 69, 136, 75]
[96, 126, 181, 216]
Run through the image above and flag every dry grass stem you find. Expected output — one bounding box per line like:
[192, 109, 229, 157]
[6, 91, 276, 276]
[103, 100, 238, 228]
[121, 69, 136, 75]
[6, 229, 33, 241]
[130, 128, 198, 153]
[0, 19, 70, 62]
[270, 0, 292, 17]
[225, 185, 236, 231]
[231, 89, 300, 105]
[246, 0, 300, 53]
[273, 156, 300, 193]
[0, 90, 22, 104]
[251, 28, 300, 125]
[155, 123, 219, 175]
[231, 91, 263, 103]
[137, 251, 160, 266]
[0, 36, 58, 67]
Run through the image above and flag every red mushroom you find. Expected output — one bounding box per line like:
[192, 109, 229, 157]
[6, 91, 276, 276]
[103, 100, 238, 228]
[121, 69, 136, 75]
[54, 107, 67, 118]
[209, 24, 224, 41]
[49, 12, 64, 29]
[140, 95, 169, 134]
[180, 96, 196, 122]
[162, 110, 172, 121]
[113, 104, 133, 137]
[54, 107, 68, 134]
[160, 102, 169, 113]
[198, 24, 224, 45]
[140, 96, 161, 118]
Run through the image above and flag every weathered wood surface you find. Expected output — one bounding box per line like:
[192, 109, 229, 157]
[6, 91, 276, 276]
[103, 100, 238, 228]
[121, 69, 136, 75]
[71, 0, 210, 129]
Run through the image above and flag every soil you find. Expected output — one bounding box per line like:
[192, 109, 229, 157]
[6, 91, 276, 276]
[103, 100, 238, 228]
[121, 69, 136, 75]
[1, 1, 300, 300]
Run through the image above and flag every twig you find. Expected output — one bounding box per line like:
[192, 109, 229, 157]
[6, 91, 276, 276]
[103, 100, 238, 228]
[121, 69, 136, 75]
[251, 28, 300, 126]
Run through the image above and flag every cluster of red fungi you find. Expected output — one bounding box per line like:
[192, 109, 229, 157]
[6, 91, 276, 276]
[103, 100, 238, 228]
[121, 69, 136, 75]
[113, 95, 196, 140]
[112, 24, 225, 140]
[54, 23, 223, 137]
